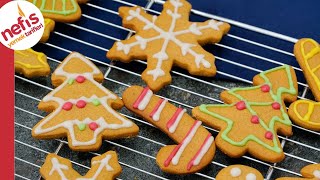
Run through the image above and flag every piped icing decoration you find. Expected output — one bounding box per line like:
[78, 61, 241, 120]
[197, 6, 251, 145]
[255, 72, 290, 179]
[230, 167, 241, 177]
[92, 99, 101, 106]
[314, 170, 320, 179]
[68, 78, 75, 85]
[166, 108, 186, 133]
[236, 101, 246, 110]
[32, 52, 138, 150]
[193, 65, 297, 161]
[40, 151, 122, 180]
[246, 173, 257, 180]
[78, 123, 86, 131]
[261, 84, 270, 92]
[133, 87, 153, 110]
[30, 0, 79, 16]
[149, 99, 167, 121]
[107, 0, 230, 91]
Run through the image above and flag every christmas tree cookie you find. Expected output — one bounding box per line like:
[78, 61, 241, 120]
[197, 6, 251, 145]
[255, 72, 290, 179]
[32, 52, 139, 151]
[193, 65, 298, 163]
[215, 165, 264, 180]
[40, 151, 122, 180]
[277, 164, 320, 180]
[107, 0, 230, 91]
[122, 86, 215, 174]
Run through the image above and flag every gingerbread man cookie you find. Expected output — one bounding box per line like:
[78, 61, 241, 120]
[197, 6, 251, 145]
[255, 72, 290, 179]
[193, 65, 298, 163]
[107, 0, 230, 91]
[216, 165, 264, 180]
[32, 52, 139, 151]
[122, 86, 215, 174]
[40, 151, 122, 180]
[40, 18, 55, 43]
[277, 164, 320, 180]
[14, 48, 50, 78]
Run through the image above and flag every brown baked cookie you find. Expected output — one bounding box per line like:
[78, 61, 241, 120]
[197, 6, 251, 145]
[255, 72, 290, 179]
[216, 165, 264, 180]
[107, 0, 230, 91]
[122, 85, 215, 174]
[14, 48, 50, 78]
[193, 65, 298, 163]
[40, 18, 55, 43]
[40, 151, 122, 180]
[32, 52, 139, 151]
[277, 164, 320, 180]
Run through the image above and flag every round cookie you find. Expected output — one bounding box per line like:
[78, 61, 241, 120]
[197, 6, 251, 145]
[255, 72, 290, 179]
[276, 164, 320, 180]
[216, 165, 264, 180]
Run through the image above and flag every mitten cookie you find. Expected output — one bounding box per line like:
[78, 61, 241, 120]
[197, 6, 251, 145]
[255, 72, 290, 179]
[40, 151, 122, 180]
[122, 86, 215, 174]
[107, 0, 230, 91]
[40, 18, 55, 43]
[216, 165, 264, 180]
[193, 65, 298, 163]
[277, 164, 320, 180]
[32, 52, 139, 151]
[14, 48, 50, 78]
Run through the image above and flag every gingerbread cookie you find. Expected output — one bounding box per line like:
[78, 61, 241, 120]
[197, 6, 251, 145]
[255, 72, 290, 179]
[216, 165, 264, 180]
[107, 0, 230, 91]
[32, 52, 139, 151]
[14, 48, 50, 78]
[40, 18, 55, 43]
[40, 151, 122, 180]
[122, 86, 215, 174]
[277, 164, 320, 180]
[193, 65, 298, 163]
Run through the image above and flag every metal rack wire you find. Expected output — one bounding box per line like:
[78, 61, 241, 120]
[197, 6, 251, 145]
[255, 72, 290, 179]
[15, 0, 319, 179]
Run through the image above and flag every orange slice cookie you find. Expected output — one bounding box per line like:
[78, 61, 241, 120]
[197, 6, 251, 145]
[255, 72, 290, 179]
[193, 65, 298, 163]
[40, 18, 55, 43]
[14, 48, 50, 78]
[216, 165, 264, 180]
[40, 151, 122, 180]
[107, 0, 230, 91]
[32, 52, 139, 151]
[277, 164, 320, 180]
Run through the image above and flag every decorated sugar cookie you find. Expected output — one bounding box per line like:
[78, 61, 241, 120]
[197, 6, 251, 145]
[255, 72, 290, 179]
[122, 86, 215, 174]
[40, 18, 55, 43]
[107, 0, 230, 91]
[193, 65, 298, 163]
[216, 165, 264, 180]
[14, 48, 50, 78]
[32, 52, 139, 151]
[277, 164, 320, 180]
[40, 151, 122, 180]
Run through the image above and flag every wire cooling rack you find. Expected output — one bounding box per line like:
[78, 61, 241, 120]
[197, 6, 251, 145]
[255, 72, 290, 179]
[14, 0, 320, 179]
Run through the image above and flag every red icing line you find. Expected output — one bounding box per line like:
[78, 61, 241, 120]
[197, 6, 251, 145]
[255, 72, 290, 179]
[149, 98, 164, 118]
[166, 108, 183, 130]
[164, 120, 199, 167]
[133, 87, 150, 109]
[187, 134, 212, 171]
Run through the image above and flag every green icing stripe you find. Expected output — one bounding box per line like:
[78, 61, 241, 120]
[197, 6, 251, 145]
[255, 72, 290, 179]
[33, 0, 78, 16]
[199, 65, 296, 153]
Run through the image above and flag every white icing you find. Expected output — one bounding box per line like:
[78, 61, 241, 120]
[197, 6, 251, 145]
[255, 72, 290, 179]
[171, 121, 202, 165]
[138, 89, 153, 110]
[151, 99, 167, 121]
[314, 170, 320, 179]
[246, 173, 257, 180]
[230, 167, 241, 177]
[116, 0, 226, 80]
[34, 52, 133, 146]
[192, 136, 214, 166]
[50, 157, 69, 180]
[77, 155, 113, 180]
[169, 109, 186, 133]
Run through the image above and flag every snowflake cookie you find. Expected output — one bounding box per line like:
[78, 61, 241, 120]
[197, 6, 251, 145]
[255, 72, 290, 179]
[107, 0, 230, 91]
[277, 164, 320, 180]
[193, 65, 298, 163]
[32, 52, 139, 151]
[40, 151, 122, 180]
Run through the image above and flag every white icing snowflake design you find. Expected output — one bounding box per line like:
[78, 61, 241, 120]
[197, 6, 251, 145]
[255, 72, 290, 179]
[108, 0, 230, 91]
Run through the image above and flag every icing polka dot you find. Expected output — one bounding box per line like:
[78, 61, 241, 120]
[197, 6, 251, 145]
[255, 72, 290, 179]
[62, 102, 73, 111]
[89, 122, 99, 131]
[251, 115, 259, 124]
[313, 170, 320, 179]
[92, 99, 101, 106]
[272, 102, 281, 110]
[236, 101, 246, 110]
[230, 167, 242, 177]
[246, 173, 257, 180]
[68, 78, 75, 85]
[76, 75, 86, 83]
[76, 100, 87, 108]
[78, 123, 86, 131]
[261, 84, 270, 92]
[265, 131, 273, 140]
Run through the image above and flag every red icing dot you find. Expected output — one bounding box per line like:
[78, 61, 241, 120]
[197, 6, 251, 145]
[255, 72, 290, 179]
[261, 84, 270, 92]
[76, 100, 86, 108]
[62, 102, 73, 111]
[272, 102, 281, 110]
[235, 101, 246, 110]
[89, 122, 99, 131]
[76, 76, 86, 83]
[265, 131, 273, 140]
[251, 115, 260, 124]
